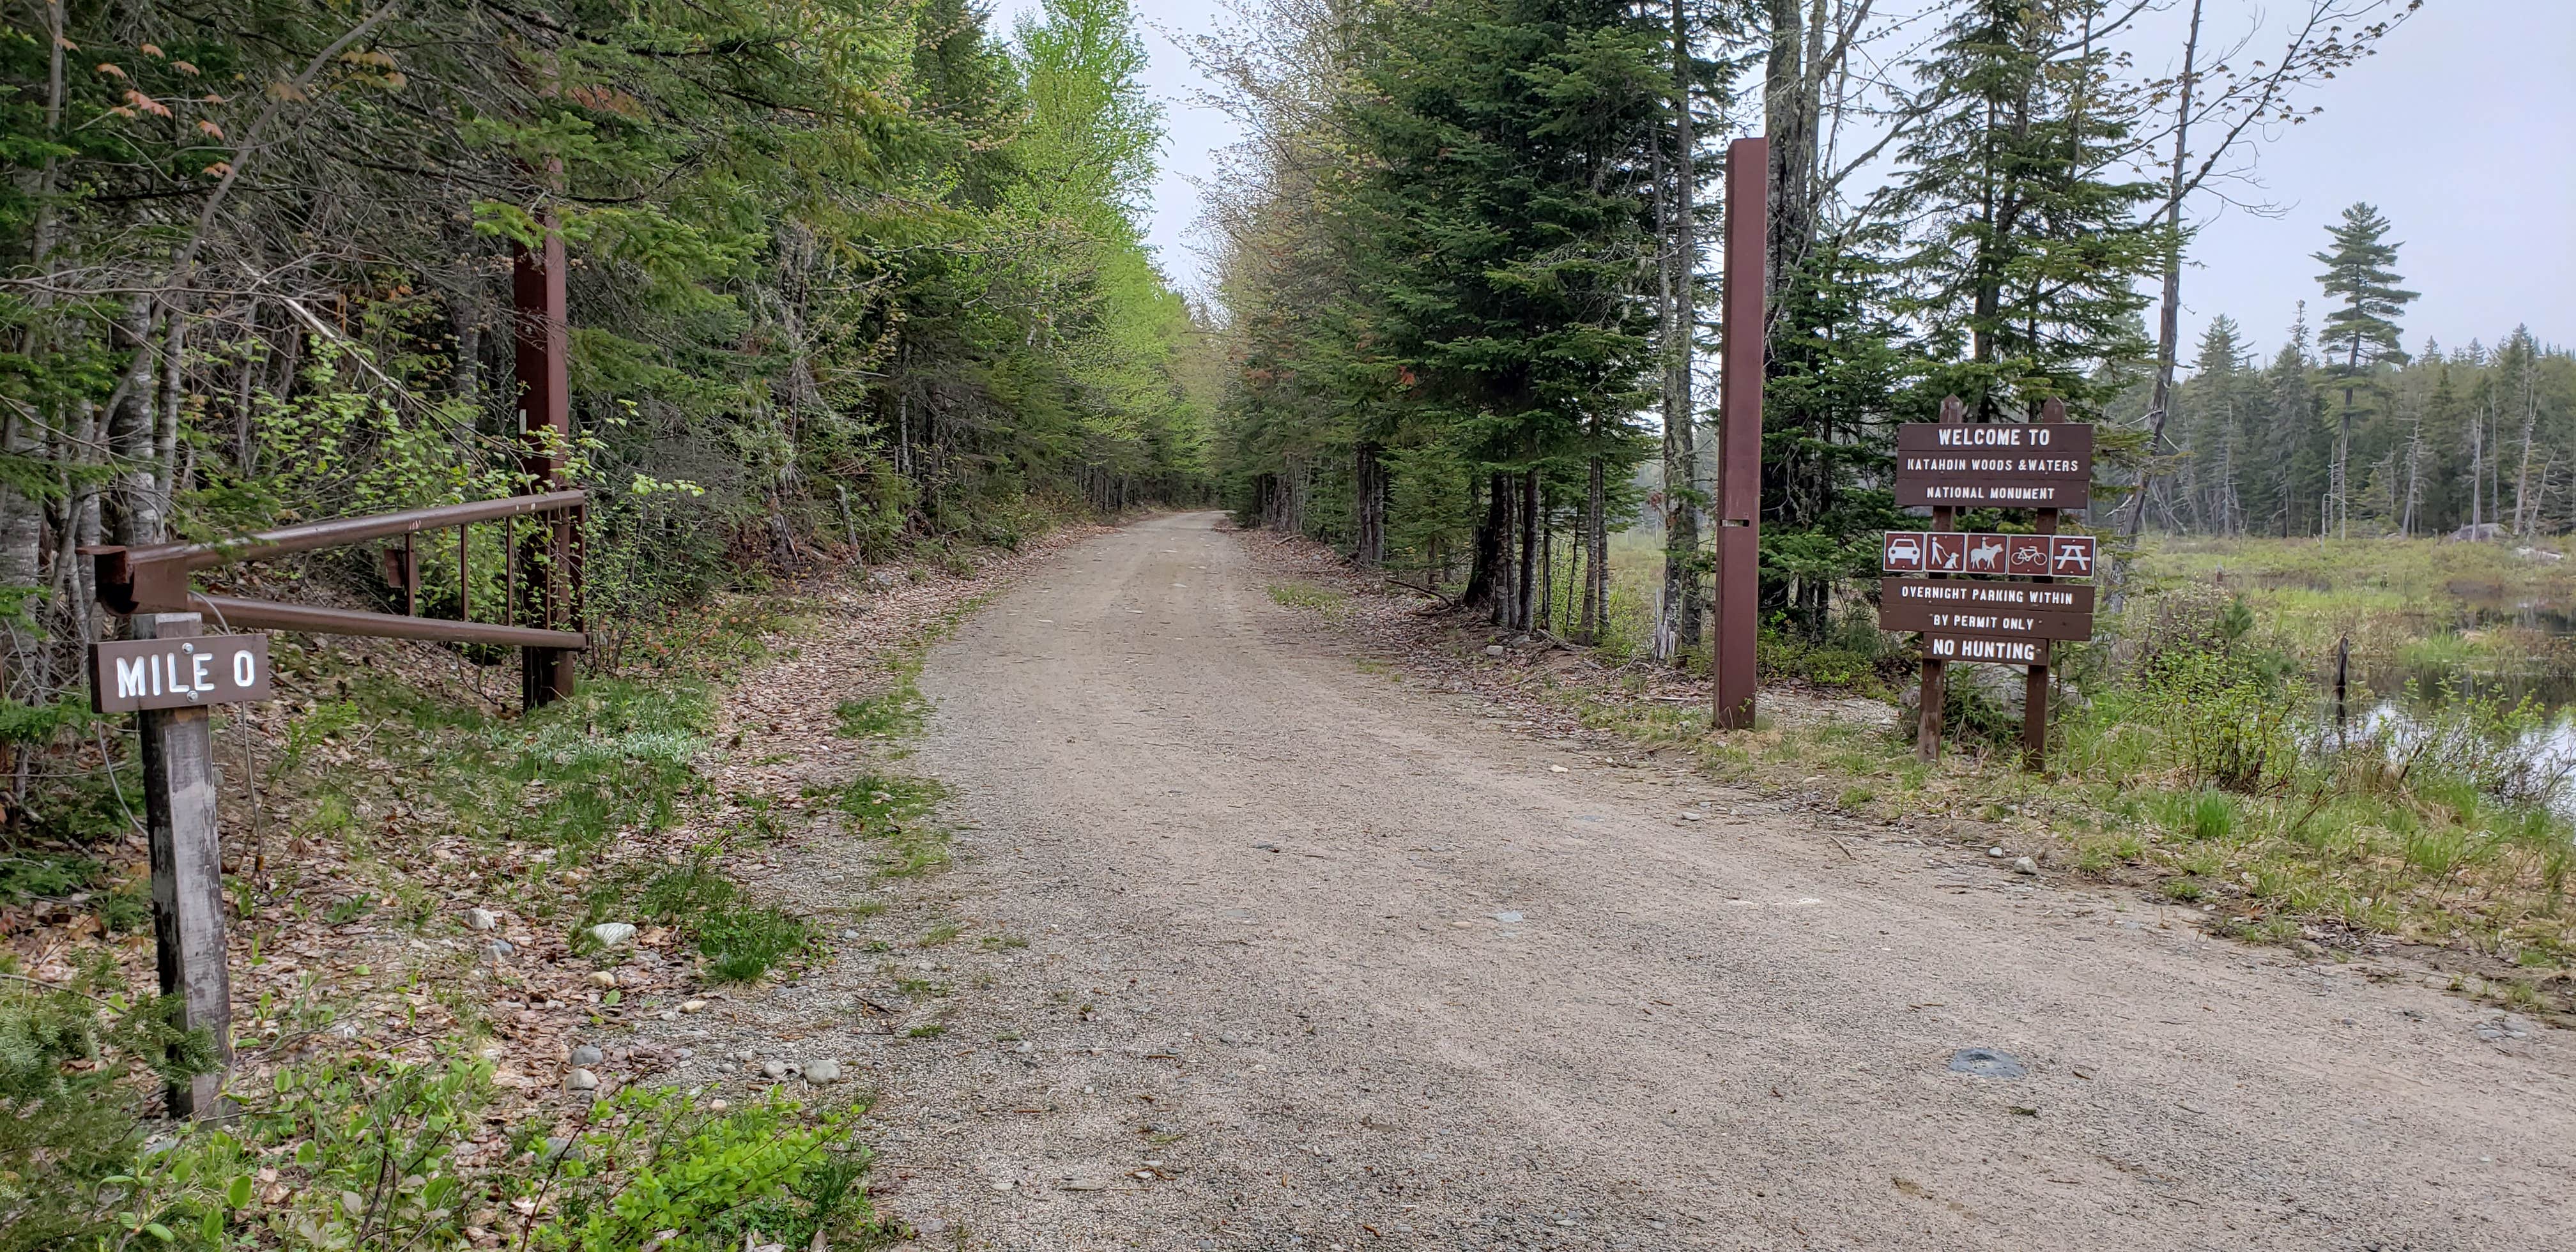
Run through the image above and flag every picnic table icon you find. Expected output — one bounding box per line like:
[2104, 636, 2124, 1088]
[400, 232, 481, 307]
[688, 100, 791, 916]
[2052, 538, 2093, 574]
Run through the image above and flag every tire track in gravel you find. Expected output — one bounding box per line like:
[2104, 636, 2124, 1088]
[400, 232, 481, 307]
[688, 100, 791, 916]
[715, 512, 2576, 1251]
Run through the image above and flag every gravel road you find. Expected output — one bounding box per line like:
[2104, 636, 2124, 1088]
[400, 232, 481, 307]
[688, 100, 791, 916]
[834, 512, 2576, 1249]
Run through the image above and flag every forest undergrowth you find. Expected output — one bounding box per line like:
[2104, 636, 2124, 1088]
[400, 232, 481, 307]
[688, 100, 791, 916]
[0, 514, 1099, 1249]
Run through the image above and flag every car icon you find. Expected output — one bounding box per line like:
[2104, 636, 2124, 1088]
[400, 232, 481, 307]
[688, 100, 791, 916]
[1885, 535, 1922, 566]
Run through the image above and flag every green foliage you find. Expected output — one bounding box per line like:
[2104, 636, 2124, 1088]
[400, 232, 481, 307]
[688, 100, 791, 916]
[0, 973, 220, 1252]
[537, 1087, 875, 1252]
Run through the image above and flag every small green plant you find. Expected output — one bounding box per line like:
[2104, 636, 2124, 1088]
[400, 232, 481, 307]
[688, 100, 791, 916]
[919, 923, 961, 947]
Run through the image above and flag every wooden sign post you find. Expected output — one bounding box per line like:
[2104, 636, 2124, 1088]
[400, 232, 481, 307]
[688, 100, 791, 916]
[91, 615, 275, 1117]
[1887, 398, 2094, 768]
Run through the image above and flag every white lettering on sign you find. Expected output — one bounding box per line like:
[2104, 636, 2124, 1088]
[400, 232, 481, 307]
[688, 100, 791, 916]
[1933, 426, 2055, 448]
[90, 634, 275, 714]
[1894, 583, 2083, 607]
[117, 655, 149, 701]
[1927, 636, 2042, 664]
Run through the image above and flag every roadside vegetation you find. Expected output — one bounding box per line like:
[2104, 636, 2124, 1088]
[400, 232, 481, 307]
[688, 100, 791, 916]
[0, 551, 1044, 1248]
[1597, 540, 2576, 1011]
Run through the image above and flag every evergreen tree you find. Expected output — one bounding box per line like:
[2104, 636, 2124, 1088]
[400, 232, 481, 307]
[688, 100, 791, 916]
[1342, 0, 1664, 625]
[1888, 0, 2167, 421]
[2312, 202, 2417, 534]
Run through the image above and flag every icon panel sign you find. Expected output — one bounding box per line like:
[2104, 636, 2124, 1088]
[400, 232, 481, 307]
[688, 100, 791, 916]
[1880, 532, 2094, 579]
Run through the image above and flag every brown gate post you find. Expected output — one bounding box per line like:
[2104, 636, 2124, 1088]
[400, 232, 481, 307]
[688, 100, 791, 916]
[514, 215, 576, 712]
[1712, 135, 1768, 731]
[133, 612, 231, 1117]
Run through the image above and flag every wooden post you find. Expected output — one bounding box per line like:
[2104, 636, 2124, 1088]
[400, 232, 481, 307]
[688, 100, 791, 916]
[1916, 396, 1965, 761]
[514, 215, 575, 712]
[134, 612, 231, 1118]
[2021, 398, 2066, 771]
[1712, 135, 1768, 731]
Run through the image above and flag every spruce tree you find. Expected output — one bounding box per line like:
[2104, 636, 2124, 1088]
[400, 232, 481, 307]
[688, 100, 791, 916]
[1342, 0, 1663, 624]
[2312, 202, 2418, 535]
[1888, 0, 2166, 421]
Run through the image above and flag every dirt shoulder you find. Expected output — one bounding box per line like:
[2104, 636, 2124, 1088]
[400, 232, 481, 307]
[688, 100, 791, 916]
[694, 511, 2576, 1250]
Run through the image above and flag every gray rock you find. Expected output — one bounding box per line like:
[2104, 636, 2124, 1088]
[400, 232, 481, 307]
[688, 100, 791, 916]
[565, 1067, 599, 1090]
[569, 1044, 604, 1067]
[1986, 846, 2008, 858]
[1483, 645, 1506, 657]
[1060, 1177, 1110, 1192]
[761, 1059, 791, 1080]
[483, 940, 514, 961]
[588, 922, 638, 948]
[1945, 1048, 2026, 1079]
[803, 1058, 842, 1084]
[466, 908, 499, 931]
[2012, 856, 2039, 876]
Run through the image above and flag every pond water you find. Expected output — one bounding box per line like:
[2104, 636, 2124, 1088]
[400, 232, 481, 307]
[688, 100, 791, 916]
[2331, 585, 2576, 817]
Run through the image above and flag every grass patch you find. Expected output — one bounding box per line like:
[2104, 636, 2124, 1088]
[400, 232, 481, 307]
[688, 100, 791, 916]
[1266, 581, 1351, 616]
[837, 774, 951, 878]
[595, 853, 818, 984]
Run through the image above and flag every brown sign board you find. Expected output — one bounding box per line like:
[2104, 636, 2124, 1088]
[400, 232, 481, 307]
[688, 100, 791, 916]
[89, 634, 273, 713]
[1882, 531, 2096, 577]
[1879, 578, 2095, 641]
[1894, 422, 2094, 508]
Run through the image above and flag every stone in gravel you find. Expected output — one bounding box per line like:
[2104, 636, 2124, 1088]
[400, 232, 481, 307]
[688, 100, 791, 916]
[565, 1067, 599, 1090]
[466, 908, 499, 931]
[682, 999, 707, 1013]
[1986, 847, 2007, 858]
[1217, 1034, 1242, 1046]
[2012, 857, 2039, 875]
[762, 1060, 791, 1080]
[483, 940, 514, 961]
[569, 1044, 604, 1067]
[804, 1059, 843, 1083]
[1493, 911, 1523, 923]
[840, 929, 861, 940]
[734, 1050, 756, 1062]
[588, 970, 618, 987]
[1060, 1177, 1109, 1191]
[1483, 645, 1506, 657]
[1946, 1048, 2026, 1078]
[588, 922, 638, 947]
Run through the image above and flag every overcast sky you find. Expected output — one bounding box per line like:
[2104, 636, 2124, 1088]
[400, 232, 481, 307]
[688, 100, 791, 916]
[999, 0, 2574, 360]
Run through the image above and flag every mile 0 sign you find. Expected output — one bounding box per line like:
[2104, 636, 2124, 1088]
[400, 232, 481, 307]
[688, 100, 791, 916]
[90, 634, 273, 713]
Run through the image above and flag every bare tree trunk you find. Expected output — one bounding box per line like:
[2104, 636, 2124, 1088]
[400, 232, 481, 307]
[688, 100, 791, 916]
[1581, 456, 1604, 644]
[1655, 0, 1701, 663]
[2512, 356, 2540, 534]
[1354, 442, 1386, 567]
[1463, 471, 1510, 620]
[1504, 466, 1524, 631]
[2124, 0, 2202, 537]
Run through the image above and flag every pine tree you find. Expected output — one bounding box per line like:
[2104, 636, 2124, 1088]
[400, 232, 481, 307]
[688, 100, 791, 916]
[1889, 0, 2166, 421]
[2312, 202, 2417, 535]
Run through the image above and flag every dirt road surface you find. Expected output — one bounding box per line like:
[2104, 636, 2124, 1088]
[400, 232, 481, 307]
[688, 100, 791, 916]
[811, 513, 2576, 1249]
